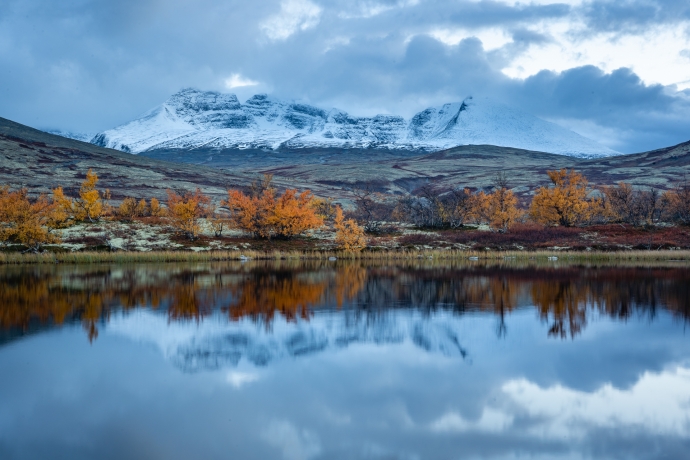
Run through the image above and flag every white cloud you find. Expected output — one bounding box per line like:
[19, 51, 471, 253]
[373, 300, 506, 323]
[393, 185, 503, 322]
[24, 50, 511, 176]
[262, 420, 322, 460]
[224, 73, 259, 89]
[226, 371, 259, 388]
[503, 366, 690, 439]
[261, 0, 322, 41]
[423, 18, 690, 92]
[429, 367, 690, 441]
[502, 21, 690, 88]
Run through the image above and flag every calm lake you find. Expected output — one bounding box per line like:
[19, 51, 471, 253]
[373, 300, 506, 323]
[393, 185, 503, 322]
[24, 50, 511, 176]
[1, 261, 689, 460]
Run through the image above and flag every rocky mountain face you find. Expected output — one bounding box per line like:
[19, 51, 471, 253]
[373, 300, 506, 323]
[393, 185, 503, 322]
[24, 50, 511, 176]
[91, 88, 618, 158]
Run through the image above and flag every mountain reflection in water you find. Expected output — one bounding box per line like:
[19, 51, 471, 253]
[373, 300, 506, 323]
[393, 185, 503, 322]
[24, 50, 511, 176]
[1, 261, 689, 343]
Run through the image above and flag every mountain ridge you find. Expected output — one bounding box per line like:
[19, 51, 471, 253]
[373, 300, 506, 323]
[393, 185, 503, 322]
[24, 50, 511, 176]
[91, 88, 618, 158]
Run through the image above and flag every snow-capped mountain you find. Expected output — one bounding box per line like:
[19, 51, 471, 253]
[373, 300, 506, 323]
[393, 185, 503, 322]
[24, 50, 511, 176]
[92, 88, 618, 158]
[107, 309, 468, 373]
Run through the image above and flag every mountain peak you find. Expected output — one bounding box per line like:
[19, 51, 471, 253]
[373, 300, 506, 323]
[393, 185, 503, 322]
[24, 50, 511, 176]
[167, 88, 242, 114]
[92, 90, 619, 158]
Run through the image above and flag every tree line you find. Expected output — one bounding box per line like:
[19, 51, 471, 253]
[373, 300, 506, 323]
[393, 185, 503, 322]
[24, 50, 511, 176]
[357, 170, 690, 232]
[2, 168, 690, 252]
[0, 170, 365, 252]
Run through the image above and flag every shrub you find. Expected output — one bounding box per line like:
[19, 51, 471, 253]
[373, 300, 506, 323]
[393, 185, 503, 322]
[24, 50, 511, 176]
[601, 182, 662, 226]
[313, 197, 337, 224]
[393, 184, 517, 231]
[117, 197, 138, 221]
[224, 187, 323, 239]
[117, 197, 153, 221]
[480, 187, 521, 232]
[350, 187, 394, 233]
[50, 186, 74, 228]
[334, 207, 366, 251]
[208, 203, 228, 237]
[149, 197, 163, 217]
[166, 188, 212, 239]
[662, 180, 690, 225]
[0, 186, 61, 251]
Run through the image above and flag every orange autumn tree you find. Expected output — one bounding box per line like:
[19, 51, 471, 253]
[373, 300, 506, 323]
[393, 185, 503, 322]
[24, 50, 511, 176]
[149, 197, 163, 217]
[334, 206, 366, 251]
[225, 188, 272, 238]
[0, 186, 62, 252]
[117, 197, 154, 221]
[74, 169, 103, 222]
[224, 187, 323, 239]
[271, 189, 323, 238]
[484, 187, 521, 232]
[117, 197, 140, 221]
[468, 181, 520, 232]
[49, 186, 75, 228]
[166, 188, 212, 239]
[529, 169, 594, 227]
[312, 197, 338, 223]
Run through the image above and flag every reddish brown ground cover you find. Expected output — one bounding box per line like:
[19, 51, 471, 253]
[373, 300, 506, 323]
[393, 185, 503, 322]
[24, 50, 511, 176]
[398, 224, 690, 251]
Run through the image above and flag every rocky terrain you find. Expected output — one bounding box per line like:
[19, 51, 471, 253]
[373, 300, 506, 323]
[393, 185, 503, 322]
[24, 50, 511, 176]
[91, 88, 617, 158]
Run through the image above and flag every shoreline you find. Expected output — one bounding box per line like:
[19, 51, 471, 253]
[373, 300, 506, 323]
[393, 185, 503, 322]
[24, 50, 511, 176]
[3, 248, 690, 265]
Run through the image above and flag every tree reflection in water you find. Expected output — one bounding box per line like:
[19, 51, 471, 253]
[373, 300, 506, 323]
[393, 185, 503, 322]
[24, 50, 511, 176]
[0, 262, 688, 342]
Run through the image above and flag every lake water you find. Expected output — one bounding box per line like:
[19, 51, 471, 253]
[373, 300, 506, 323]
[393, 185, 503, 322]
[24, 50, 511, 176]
[1, 261, 689, 460]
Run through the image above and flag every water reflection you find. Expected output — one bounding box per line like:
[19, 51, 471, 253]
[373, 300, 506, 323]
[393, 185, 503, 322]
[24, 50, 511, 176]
[2, 261, 690, 460]
[1, 262, 689, 344]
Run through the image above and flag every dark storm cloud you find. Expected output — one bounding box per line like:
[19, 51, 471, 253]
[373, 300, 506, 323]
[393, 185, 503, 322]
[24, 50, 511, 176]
[0, 0, 688, 153]
[509, 66, 690, 152]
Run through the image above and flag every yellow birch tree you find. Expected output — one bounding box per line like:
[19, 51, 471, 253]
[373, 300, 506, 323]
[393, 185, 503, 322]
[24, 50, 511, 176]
[529, 169, 593, 227]
[0, 186, 62, 251]
[334, 206, 366, 251]
[74, 169, 103, 222]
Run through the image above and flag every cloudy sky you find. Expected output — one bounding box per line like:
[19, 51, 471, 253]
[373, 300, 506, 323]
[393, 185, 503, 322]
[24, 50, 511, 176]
[1, 0, 689, 153]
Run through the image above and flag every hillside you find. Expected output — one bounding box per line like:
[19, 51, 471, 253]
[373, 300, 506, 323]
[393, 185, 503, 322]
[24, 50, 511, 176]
[0, 116, 253, 200]
[257, 141, 690, 195]
[2, 116, 690, 202]
[91, 89, 617, 158]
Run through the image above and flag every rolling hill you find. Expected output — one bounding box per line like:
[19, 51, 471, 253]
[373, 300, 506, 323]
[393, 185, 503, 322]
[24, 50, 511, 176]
[1, 116, 689, 202]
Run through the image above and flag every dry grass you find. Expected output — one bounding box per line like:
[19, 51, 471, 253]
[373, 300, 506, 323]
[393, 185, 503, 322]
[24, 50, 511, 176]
[2, 248, 690, 265]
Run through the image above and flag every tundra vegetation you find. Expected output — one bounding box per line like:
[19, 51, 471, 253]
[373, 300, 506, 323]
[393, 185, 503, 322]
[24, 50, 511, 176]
[3, 169, 690, 255]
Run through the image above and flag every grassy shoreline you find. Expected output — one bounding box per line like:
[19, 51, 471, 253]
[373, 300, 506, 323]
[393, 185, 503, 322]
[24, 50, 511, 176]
[3, 248, 690, 265]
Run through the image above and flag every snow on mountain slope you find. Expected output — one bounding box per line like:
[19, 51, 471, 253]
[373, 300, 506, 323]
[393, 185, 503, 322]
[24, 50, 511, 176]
[45, 129, 95, 143]
[92, 88, 618, 158]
